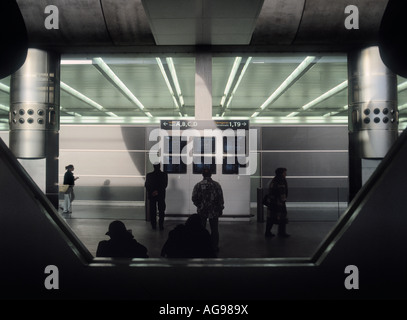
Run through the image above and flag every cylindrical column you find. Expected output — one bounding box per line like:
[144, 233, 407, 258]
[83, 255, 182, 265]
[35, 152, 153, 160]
[9, 49, 60, 159]
[9, 49, 60, 208]
[348, 46, 399, 202]
[348, 46, 399, 159]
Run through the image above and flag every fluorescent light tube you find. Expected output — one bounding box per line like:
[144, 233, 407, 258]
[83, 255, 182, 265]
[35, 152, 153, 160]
[93, 57, 145, 111]
[301, 80, 348, 111]
[259, 56, 316, 111]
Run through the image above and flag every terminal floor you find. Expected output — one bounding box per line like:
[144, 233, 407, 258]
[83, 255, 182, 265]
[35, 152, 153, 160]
[61, 204, 340, 259]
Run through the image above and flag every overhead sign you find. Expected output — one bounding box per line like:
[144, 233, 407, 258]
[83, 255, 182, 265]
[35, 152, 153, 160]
[160, 120, 249, 130]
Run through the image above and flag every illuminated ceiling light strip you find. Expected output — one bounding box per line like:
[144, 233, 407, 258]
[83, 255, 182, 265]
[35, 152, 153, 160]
[156, 57, 179, 109]
[0, 104, 9, 112]
[60, 81, 117, 117]
[323, 105, 348, 117]
[231, 57, 252, 96]
[399, 103, 407, 111]
[60, 105, 82, 117]
[166, 57, 184, 106]
[323, 111, 340, 117]
[0, 83, 10, 93]
[225, 57, 252, 109]
[286, 111, 300, 117]
[287, 80, 348, 117]
[398, 81, 407, 92]
[59, 116, 159, 125]
[247, 116, 348, 125]
[61, 59, 92, 65]
[92, 57, 146, 113]
[257, 56, 317, 114]
[145, 112, 153, 118]
[157, 57, 185, 117]
[220, 57, 242, 107]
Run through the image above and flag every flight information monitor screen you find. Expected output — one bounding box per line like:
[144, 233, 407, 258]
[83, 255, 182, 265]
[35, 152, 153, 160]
[193, 156, 216, 174]
[163, 156, 187, 174]
[164, 136, 187, 154]
[222, 157, 239, 174]
[193, 137, 216, 154]
[223, 136, 246, 154]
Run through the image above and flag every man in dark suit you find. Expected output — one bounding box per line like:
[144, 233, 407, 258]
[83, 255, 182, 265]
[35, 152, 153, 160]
[145, 163, 168, 230]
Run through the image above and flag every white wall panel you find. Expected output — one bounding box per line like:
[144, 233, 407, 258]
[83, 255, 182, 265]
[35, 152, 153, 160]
[59, 125, 147, 201]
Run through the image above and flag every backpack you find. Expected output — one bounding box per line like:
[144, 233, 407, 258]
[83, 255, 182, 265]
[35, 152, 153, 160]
[262, 194, 272, 207]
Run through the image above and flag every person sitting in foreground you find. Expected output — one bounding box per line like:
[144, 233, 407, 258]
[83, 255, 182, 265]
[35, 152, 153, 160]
[96, 220, 149, 258]
[161, 214, 217, 258]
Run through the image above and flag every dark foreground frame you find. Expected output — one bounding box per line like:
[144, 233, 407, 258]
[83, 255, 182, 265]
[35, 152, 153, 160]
[1, 127, 407, 300]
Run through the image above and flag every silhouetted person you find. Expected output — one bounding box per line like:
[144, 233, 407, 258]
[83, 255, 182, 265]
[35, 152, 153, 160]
[265, 167, 290, 238]
[62, 164, 79, 214]
[192, 168, 224, 252]
[145, 163, 168, 230]
[96, 220, 148, 258]
[161, 214, 217, 258]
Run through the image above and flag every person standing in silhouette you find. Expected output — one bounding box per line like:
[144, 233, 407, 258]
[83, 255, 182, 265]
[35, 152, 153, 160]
[145, 163, 168, 230]
[192, 168, 224, 252]
[265, 167, 290, 238]
[62, 164, 79, 214]
[161, 214, 217, 258]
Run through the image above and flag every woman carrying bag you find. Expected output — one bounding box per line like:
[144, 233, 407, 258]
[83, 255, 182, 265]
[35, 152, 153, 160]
[62, 164, 79, 214]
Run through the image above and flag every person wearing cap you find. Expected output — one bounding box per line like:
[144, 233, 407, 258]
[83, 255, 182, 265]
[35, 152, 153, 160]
[145, 162, 168, 230]
[96, 220, 149, 258]
[192, 168, 224, 252]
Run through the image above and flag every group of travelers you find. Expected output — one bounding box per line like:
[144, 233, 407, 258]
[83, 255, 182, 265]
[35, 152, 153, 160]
[96, 165, 224, 258]
[61, 162, 289, 259]
[95, 213, 217, 259]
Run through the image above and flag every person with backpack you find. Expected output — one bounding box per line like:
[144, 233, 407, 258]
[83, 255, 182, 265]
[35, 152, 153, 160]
[264, 167, 290, 238]
[192, 168, 224, 252]
[161, 214, 217, 258]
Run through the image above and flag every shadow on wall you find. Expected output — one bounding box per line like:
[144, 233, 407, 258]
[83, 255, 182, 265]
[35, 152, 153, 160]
[166, 176, 188, 213]
[99, 179, 112, 201]
[121, 126, 148, 174]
